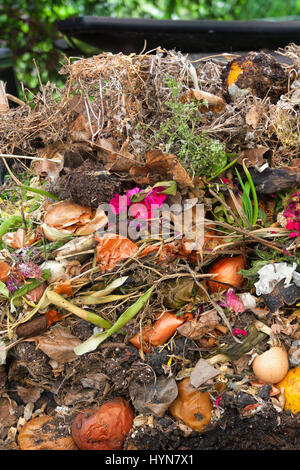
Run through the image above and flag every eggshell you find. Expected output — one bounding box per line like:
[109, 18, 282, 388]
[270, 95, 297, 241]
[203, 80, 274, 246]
[252, 347, 289, 384]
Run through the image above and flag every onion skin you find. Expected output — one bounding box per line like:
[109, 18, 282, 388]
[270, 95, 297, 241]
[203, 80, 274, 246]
[207, 255, 245, 293]
[169, 378, 212, 432]
[25, 281, 47, 303]
[0, 261, 10, 282]
[203, 231, 225, 251]
[130, 311, 186, 352]
[72, 398, 134, 450]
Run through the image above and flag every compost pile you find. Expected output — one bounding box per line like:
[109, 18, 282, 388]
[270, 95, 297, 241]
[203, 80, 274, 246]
[0, 45, 299, 451]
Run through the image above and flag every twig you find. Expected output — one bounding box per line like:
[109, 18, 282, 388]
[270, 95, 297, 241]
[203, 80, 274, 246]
[209, 187, 249, 230]
[0, 154, 61, 162]
[1, 157, 22, 185]
[6, 94, 25, 107]
[184, 263, 241, 343]
[209, 218, 287, 254]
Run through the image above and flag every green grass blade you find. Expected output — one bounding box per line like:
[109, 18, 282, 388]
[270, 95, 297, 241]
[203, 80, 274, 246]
[74, 285, 155, 355]
[242, 161, 258, 225]
[235, 168, 253, 226]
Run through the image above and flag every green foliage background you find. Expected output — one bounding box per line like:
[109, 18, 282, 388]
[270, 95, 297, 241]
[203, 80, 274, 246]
[1, 0, 300, 94]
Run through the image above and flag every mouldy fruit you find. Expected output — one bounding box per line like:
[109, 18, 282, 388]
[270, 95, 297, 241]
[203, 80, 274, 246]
[277, 367, 300, 414]
[72, 398, 134, 450]
[207, 255, 245, 293]
[222, 52, 289, 103]
[18, 415, 78, 450]
[252, 347, 289, 384]
[168, 377, 212, 432]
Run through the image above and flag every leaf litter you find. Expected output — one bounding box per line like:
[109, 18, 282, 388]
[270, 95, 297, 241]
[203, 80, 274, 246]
[0, 45, 299, 450]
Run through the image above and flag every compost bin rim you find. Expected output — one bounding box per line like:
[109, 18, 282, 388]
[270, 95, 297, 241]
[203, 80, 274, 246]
[58, 16, 300, 34]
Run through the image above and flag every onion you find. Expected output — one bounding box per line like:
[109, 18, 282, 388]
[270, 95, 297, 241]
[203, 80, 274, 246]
[41, 223, 74, 241]
[208, 255, 245, 293]
[44, 201, 92, 229]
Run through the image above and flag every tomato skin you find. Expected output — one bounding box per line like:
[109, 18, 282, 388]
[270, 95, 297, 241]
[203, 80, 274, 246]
[0, 261, 10, 282]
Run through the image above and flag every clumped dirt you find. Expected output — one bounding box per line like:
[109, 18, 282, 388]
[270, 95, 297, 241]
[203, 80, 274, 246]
[51, 159, 134, 209]
[222, 52, 289, 103]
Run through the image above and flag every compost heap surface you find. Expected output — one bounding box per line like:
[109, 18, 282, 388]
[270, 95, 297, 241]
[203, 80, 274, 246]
[0, 45, 299, 451]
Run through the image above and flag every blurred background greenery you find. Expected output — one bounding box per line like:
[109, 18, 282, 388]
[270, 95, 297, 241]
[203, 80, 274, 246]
[1, 0, 300, 93]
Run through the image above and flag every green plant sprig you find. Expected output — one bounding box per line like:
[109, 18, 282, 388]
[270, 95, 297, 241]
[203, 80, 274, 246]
[147, 76, 228, 178]
[235, 162, 259, 227]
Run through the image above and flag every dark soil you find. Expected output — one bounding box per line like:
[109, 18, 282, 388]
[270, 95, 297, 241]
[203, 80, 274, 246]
[124, 406, 300, 450]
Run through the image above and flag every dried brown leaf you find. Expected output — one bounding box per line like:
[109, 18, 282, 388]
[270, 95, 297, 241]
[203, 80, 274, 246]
[189, 359, 220, 388]
[245, 103, 265, 128]
[34, 326, 81, 365]
[130, 150, 194, 190]
[177, 309, 219, 339]
[240, 146, 269, 167]
[94, 137, 137, 172]
[16, 386, 43, 404]
[129, 375, 178, 417]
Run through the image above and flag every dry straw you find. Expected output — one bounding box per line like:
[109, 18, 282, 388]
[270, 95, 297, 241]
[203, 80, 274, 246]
[0, 46, 299, 164]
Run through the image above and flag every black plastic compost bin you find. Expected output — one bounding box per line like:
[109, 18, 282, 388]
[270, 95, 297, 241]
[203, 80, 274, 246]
[56, 16, 300, 57]
[0, 48, 18, 98]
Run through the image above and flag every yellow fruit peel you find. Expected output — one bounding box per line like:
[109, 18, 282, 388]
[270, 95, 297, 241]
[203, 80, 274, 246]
[278, 367, 300, 415]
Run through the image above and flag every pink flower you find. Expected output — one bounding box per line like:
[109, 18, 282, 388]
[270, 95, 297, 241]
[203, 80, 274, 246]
[221, 289, 246, 313]
[221, 177, 231, 184]
[232, 328, 248, 336]
[289, 231, 300, 238]
[126, 187, 142, 202]
[109, 194, 128, 215]
[215, 396, 222, 407]
[129, 203, 149, 220]
[282, 191, 300, 238]
[144, 188, 167, 210]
